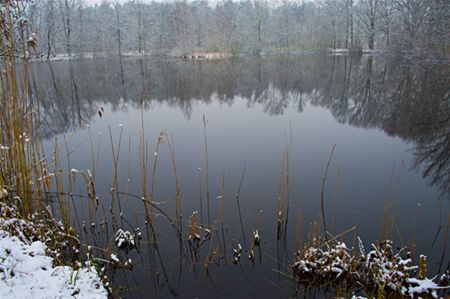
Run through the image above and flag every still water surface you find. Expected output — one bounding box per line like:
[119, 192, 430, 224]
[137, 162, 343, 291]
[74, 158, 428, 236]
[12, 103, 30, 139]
[30, 55, 449, 298]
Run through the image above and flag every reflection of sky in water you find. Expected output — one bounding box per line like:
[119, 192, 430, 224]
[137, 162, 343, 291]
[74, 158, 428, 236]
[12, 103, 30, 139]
[35, 56, 449, 297]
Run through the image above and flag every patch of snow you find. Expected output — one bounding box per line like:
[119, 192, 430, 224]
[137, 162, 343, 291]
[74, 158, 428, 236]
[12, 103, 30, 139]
[0, 230, 107, 299]
[253, 230, 261, 245]
[114, 229, 135, 251]
[357, 237, 365, 255]
[404, 277, 449, 298]
[327, 48, 350, 54]
[110, 254, 119, 263]
[361, 49, 375, 54]
[232, 243, 243, 265]
[28, 34, 37, 43]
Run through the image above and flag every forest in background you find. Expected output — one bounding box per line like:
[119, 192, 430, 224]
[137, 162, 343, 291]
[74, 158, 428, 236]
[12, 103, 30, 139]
[17, 0, 450, 59]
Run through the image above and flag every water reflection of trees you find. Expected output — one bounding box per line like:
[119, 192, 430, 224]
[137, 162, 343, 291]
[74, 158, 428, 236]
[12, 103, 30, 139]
[29, 56, 450, 196]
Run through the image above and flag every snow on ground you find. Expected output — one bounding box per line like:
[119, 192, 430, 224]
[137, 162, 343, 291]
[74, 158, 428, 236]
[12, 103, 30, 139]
[30, 51, 154, 62]
[0, 230, 107, 299]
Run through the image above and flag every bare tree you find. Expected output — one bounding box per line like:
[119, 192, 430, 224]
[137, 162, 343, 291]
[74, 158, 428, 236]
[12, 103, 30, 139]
[114, 3, 122, 56]
[46, 0, 57, 58]
[58, 0, 75, 56]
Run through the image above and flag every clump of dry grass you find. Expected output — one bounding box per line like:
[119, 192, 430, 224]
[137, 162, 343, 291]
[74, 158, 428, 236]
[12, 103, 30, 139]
[291, 237, 447, 298]
[187, 211, 210, 262]
[292, 241, 357, 287]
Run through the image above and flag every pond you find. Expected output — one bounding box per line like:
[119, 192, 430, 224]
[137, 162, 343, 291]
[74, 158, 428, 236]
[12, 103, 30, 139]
[29, 55, 449, 298]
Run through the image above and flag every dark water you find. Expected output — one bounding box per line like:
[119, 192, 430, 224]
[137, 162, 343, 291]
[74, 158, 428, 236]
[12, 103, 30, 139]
[29, 55, 449, 298]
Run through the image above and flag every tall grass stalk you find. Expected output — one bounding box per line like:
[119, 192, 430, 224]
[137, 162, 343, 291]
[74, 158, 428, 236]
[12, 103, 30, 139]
[121, 133, 132, 214]
[381, 163, 396, 240]
[236, 166, 247, 250]
[202, 115, 211, 228]
[219, 173, 226, 264]
[53, 139, 69, 230]
[108, 125, 124, 231]
[138, 97, 150, 224]
[204, 221, 217, 272]
[0, 2, 34, 215]
[282, 125, 292, 258]
[167, 135, 182, 236]
[295, 210, 302, 253]
[167, 134, 185, 281]
[321, 143, 336, 243]
[257, 209, 263, 263]
[149, 130, 164, 223]
[438, 214, 449, 274]
[276, 150, 286, 241]
[331, 164, 340, 235]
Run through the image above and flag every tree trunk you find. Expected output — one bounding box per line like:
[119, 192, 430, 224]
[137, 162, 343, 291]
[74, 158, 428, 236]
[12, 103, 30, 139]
[350, 0, 353, 48]
[47, 26, 52, 59]
[138, 7, 142, 53]
[116, 7, 122, 57]
[65, 0, 71, 56]
[368, 0, 376, 50]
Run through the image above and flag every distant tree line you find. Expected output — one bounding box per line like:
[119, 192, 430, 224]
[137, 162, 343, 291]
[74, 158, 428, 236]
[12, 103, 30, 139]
[18, 0, 449, 58]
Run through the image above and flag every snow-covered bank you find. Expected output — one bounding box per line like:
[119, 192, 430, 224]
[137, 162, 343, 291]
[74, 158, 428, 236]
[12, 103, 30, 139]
[326, 48, 384, 55]
[0, 230, 107, 299]
[29, 51, 156, 63]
